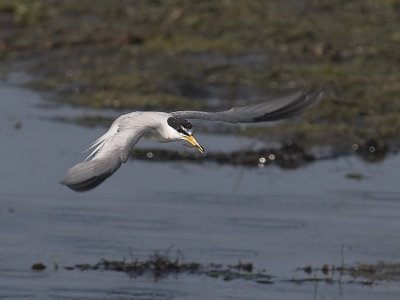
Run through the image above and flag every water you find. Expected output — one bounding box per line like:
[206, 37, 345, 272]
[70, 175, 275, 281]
[1, 80, 400, 299]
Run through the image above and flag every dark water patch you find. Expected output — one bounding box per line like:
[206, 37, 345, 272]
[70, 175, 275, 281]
[345, 172, 365, 180]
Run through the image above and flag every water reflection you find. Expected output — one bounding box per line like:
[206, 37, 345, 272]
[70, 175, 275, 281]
[354, 139, 389, 163]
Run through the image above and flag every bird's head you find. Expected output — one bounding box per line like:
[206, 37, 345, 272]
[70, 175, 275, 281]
[167, 117, 205, 153]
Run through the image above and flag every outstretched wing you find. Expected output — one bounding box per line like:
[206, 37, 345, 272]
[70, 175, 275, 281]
[61, 118, 149, 192]
[171, 86, 325, 123]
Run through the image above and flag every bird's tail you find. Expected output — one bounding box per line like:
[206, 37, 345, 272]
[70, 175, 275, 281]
[61, 157, 122, 192]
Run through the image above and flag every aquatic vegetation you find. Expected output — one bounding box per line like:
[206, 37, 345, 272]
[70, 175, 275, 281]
[34, 254, 273, 284]
[32, 254, 400, 286]
[297, 261, 400, 284]
[349, 262, 400, 282]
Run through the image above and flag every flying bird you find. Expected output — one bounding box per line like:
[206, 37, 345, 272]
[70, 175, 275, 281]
[62, 86, 326, 192]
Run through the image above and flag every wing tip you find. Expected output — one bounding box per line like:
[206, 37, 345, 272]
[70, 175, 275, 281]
[252, 84, 328, 122]
[61, 158, 122, 192]
[61, 175, 109, 192]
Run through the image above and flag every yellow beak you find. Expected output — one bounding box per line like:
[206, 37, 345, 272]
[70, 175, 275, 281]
[184, 135, 205, 153]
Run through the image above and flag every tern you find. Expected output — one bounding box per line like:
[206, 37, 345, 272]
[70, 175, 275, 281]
[62, 86, 326, 192]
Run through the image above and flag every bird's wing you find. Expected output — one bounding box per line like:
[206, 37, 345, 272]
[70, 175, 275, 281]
[171, 86, 325, 123]
[61, 118, 149, 192]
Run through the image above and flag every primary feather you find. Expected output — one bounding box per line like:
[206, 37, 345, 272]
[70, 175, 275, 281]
[171, 86, 324, 123]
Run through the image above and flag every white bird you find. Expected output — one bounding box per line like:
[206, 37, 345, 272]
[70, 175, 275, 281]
[62, 86, 326, 192]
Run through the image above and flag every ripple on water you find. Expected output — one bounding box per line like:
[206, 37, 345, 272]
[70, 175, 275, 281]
[157, 191, 263, 206]
[0, 291, 35, 299]
[0, 269, 49, 280]
[338, 190, 400, 203]
[107, 288, 185, 300]
[201, 248, 258, 258]
[49, 287, 185, 300]
[46, 209, 177, 232]
[226, 217, 306, 230]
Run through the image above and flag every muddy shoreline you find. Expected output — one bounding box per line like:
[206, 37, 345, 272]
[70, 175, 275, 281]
[1, 0, 400, 153]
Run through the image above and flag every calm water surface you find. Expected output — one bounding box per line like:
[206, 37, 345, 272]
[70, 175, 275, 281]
[1, 80, 400, 299]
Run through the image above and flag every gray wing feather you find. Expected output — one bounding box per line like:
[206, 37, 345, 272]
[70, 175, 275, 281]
[61, 157, 122, 192]
[171, 86, 325, 123]
[61, 122, 147, 192]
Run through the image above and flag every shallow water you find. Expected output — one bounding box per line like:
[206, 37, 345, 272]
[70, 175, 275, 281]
[1, 80, 400, 299]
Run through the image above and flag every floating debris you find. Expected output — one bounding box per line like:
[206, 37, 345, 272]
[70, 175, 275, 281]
[14, 121, 22, 130]
[60, 254, 273, 284]
[345, 172, 364, 180]
[31, 262, 46, 271]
